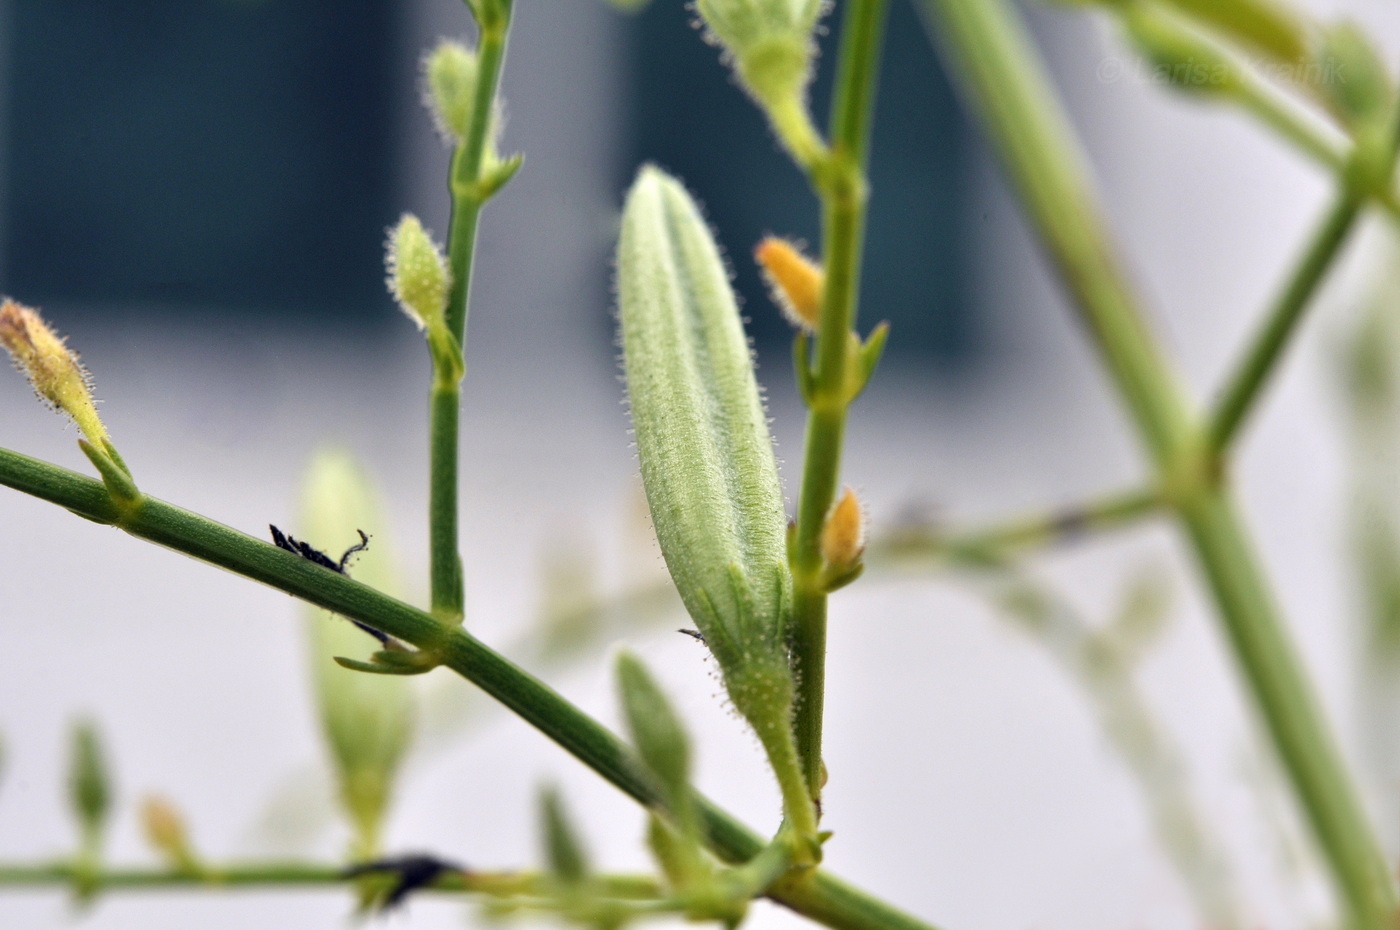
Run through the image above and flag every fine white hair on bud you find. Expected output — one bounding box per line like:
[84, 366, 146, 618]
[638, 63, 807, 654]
[385, 214, 451, 332]
[0, 299, 110, 446]
[422, 40, 479, 145]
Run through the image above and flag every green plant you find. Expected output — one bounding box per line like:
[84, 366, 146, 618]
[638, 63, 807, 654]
[2, 0, 1400, 927]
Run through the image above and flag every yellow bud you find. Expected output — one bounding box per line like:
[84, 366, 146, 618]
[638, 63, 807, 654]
[423, 40, 479, 145]
[0, 300, 109, 446]
[140, 796, 196, 869]
[820, 487, 865, 571]
[755, 237, 823, 332]
[385, 214, 451, 332]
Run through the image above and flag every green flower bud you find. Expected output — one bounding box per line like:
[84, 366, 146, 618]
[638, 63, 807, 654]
[68, 721, 111, 848]
[1158, 0, 1308, 66]
[1122, 4, 1242, 99]
[616, 652, 691, 805]
[300, 450, 416, 859]
[423, 40, 479, 145]
[0, 300, 110, 448]
[695, 0, 823, 111]
[386, 214, 451, 333]
[1317, 21, 1392, 130]
[616, 167, 793, 712]
[539, 786, 590, 885]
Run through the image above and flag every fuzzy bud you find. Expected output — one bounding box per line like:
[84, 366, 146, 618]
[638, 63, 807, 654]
[386, 215, 451, 332]
[695, 0, 823, 110]
[820, 487, 865, 572]
[68, 721, 111, 848]
[0, 300, 109, 446]
[756, 236, 823, 332]
[423, 40, 479, 145]
[140, 796, 197, 870]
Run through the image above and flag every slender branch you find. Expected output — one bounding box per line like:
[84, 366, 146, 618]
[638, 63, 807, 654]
[1207, 191, 1364, 452]
[0, 448, 937, 930]
[917, 1, 1398, 927]
[873, 486, 1161, 565]
[789, 0, 889, 801]
[431, 9, 513, 623]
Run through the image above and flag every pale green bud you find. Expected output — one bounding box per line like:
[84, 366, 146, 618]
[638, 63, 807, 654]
[386, 214, 450, 332]
[1122, 4, 1242, 99]
[0, 300, 109, 447]
[616, 166, 793, 716]
[68, 721, 111, 846]
[695, 0, 823, 109]
[1158, 0, 1308, 66]
[616, 652, 691, 804]
[539, 786, 590, 885]
[423, 40, 479, 145]
[1317, 21, 1392, 130]
[300, 449, 415, 859]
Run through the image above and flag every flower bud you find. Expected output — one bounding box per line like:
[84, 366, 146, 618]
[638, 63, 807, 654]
[68, 721, 111, 848]
[820, 487, 866, 572]
[695, 0, 823, 110]
[755, 236, 823, 332]
[423, 40, 479, 145]
[386, 215, 451, 332]
[140, 796, 198, 870]
[0, 300, 109, 446]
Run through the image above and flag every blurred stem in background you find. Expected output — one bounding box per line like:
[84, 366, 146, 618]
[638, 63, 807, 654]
[918, 0, 1399, 927]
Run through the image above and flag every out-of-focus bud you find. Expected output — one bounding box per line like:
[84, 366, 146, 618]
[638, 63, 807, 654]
[0, 300, 109, 447]
[539, 786, 590, 885]
[755, 237, 823, 332]
[68, 721, 111, 850]
[140, 796, 199, 871]
[301, 450, 416, 860]
[1316, 21, 1392, 131]
[386, 215, 451, 333]
[1122, 4, 1242, 99]
[423, 41, 479, 145]
[695, 0, 824, 118]
[1158, 0, 1308, 66]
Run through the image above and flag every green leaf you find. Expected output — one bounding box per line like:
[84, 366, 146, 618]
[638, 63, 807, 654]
[300, 449, 416, 859]
[616, 652, 692, 807]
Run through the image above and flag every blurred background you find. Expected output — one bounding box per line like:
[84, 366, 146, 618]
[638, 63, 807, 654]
[0, 0, 1399, 927]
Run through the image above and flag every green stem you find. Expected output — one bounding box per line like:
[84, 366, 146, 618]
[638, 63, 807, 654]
[789, 0, 889, 800]
[0, 449, 937, 930]
[1208, 189, 1364, 452]
[874, 486, 1161, 565]
[918, 1, 1397, 927]
[0, 862, 660, 899]
[430, 11, 511, 622]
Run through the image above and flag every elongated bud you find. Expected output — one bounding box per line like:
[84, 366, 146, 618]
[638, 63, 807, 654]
[301, 450, 416, 860]
[1158, 0, 1307, 65]
[616, 652, 692, 806]
[617, 166, 792, 698]
[386, 215, 450, 332]
[68, 721, 111, 847]
[423, 40, 479, 145]
[1317, 22, 1391, 130]
[695, 0, 823, 111]
[0, 300, 109, 446]
[820, 487, 865, 571]
[1121, 4, 1242, 99]
[539, 786, 590, 885]
[755, 237, 823, 332]
[141, 796, 198, 870]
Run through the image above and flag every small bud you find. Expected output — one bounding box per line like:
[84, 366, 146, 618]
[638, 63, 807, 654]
[140, 796, 198, 870]
[1121, 5, 1241, 99]
[616, 652, 692, 807]
[539, 786, 590, 885]
[755, 237, 823, 332]
[386, 215, 451, 332]
[820, 487, 865, 571]
[0, 300, 110, 446]
[423, 41, 479, 145]
[1317, 22, 1392, 131]
[695, 0, 824, 110]
[68, 721, 111, 848]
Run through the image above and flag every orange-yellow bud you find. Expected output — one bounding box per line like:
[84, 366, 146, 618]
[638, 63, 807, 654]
[755, 237, 823, 332]
[0, 300, 109, 446]
[820, 486, 865, 571]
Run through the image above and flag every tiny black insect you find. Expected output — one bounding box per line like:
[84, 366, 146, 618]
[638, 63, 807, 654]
[269, 525, 389, 645]
[677, 627, 706, 644]
[343, 853, 468, 911]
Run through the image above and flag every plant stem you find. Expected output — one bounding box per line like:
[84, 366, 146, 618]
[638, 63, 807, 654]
[1207, 190, 1364, 452]
[0, 448, 937, 930]
[874, 486, 1161, 565]
[918, 0, 1398, 926]
[789, 0, 889, 801]
[0, 862, 660, 899]
[430, 9, 512, 623]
